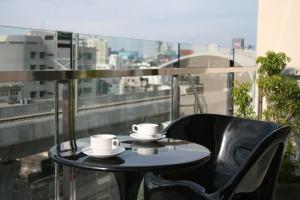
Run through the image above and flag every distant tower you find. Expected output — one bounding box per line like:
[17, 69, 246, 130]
[86, 38, 108, 66]
[232, 38, 245, 49]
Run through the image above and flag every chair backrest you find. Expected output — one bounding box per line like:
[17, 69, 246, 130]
[163, 114, 291, 198]
[223, 125, 290, 200]
[164, 114, 231, 156]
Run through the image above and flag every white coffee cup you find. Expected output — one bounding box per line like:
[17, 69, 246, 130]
[90, 134, 119, 153]
[132, 123, 159, 137]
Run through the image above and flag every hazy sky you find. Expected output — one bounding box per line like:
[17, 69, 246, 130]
[0, 0, 258, 48]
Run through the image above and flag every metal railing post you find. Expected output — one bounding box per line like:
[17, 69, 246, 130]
[54, 80, 60, 200]
[173, 76, 180, 120]
[227, 48, 235, 116]
[58, 31, 77, 200]
[171, 43, 181, 121]
[61, 80, 76, 148]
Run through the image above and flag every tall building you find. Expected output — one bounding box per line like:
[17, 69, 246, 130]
[232, 38, 245, 49]
[180, 49, 194, 56]
[86, 38, 108, 69]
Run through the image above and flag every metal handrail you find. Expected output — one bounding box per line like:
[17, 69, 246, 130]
[0, 66, 258, 82]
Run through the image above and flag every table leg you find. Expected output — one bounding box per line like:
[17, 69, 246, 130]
[113, 172, 144, 200]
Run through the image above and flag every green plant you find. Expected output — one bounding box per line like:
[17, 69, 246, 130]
[232, 81, 255, 119]
[256, 51, 300, 182]
[257, 52, 300, 129]
[257, 51, 290, 77]
[232, 51, 299, 182]
[279, 140, 299, 182]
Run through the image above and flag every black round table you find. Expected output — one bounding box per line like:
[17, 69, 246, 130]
[49, 136, 211, 200]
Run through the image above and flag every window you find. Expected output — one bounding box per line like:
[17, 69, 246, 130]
[10, 90, 19, 96]
[30, 91, 37, 98]
[9, 41, 25, 44]
[26, 42, 37, 45]
[39, 52, 45, 59]
[40, 81, 45, 85]
[45, 35, 54, 40]
[30, 65, 36, 70]
[85, 53, 92, 60]
[78, 88, 82, 95]
[40, 91, 46, 98]
[83, 87, 92, 94]
[30, 51, 36, 59]
[0, 91, 8, 96]
[47, 53, 54, 56]
[79, 53, 92, 60]
[39, 65, 46, 70]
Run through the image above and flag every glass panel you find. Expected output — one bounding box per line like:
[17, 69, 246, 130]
[71, 34, 177, 199]
[73, 75, 172, 199]
[0, 26, 60, 198]
[0, 80, 55, 199]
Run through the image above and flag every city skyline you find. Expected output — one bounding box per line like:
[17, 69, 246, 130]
[0, 0, 258, 48]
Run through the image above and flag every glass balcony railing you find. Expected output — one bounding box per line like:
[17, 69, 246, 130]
[1, 25, 288, 200]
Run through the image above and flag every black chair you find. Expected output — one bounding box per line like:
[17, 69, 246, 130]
[144, 114, 291, 200]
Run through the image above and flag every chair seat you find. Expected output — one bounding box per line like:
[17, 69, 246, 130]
[158, 163, 232, 194]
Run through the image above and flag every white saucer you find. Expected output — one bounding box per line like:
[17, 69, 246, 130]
[82, 146, 125, 158]
[130, 133, 166, 142]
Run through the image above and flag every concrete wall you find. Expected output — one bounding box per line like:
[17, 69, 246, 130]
[257, 0, 300, 67]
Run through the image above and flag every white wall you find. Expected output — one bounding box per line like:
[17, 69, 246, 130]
[257, 0, 300, 67]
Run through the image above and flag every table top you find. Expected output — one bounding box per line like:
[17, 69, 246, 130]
[48, 136, 211, 172]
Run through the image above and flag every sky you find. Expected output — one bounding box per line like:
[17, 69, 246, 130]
[0, 0, 258, 48]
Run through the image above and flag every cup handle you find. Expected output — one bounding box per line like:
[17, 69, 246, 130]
[132, 125, 139, 132]
[112, 139, 119, 149]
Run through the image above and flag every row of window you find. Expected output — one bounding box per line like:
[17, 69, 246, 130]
[78, 87, 92, 94]
[1, 90, 48, 98]
[30, 51, 46, 59]
[30, 91, 46, 98]
[45, 35, 54, 40]
[0, 90, 20, 97]
[30, 65, 46, 70]
[0, 41, 38, 45]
